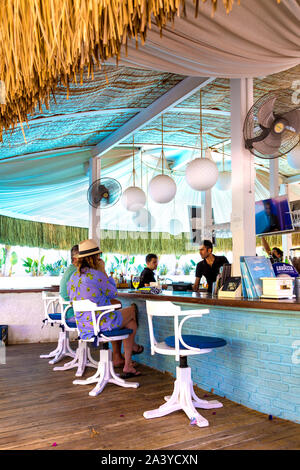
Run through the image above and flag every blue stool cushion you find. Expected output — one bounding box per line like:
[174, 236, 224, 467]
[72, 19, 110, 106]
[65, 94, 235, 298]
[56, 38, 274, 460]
[99, 328, 133, 338]
[165, 335, 227, 350]
[48, 313, 61, 321]
[66, 320, 77, 329]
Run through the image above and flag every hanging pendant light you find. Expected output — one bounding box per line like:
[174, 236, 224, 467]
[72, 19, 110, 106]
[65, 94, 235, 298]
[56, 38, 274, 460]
[216, 144, 231, 191]
[185, 91, 218, 191]
[169, 196, 183, 236]
[148, 115, 177, 204]
[121, 135, 146, 211]
[132, 207, 155, 230]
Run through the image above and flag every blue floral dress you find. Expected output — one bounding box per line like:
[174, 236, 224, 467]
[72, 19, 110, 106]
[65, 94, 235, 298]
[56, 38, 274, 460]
[67, 268, 123, 340]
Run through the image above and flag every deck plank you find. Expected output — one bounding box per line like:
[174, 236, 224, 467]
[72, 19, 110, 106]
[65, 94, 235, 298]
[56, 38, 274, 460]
[0, 343, 299, 450]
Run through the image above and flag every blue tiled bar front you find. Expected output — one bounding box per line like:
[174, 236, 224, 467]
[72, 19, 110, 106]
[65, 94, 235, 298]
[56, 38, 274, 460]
[118, 291, 300, 424]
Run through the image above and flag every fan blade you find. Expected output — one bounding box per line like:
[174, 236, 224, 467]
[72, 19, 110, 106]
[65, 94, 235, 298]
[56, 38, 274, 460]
[257, 96, 276, 128]
[252, 131, 282, 156]
[281, 109, 300, 133]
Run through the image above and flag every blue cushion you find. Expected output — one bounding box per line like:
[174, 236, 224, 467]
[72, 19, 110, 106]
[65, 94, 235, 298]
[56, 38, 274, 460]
[100, 328, 133, 338]
[66, 321, 77, 329]
[48, 313, 61, 321]
[165, 335, 227, 350]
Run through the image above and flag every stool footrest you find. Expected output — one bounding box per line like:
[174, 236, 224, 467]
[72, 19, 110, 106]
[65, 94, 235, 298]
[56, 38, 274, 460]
[143, 366, 222, 428]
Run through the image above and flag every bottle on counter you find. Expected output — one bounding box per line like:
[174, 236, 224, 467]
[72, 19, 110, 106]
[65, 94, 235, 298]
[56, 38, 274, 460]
[295, 277, 300, 300]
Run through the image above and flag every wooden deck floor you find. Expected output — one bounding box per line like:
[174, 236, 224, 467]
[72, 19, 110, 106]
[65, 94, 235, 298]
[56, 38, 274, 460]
[1, 343, 300, 450]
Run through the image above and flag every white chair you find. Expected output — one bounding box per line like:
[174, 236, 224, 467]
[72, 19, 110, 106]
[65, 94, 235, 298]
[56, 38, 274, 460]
[144, 300, 227, 428]
[71, 299, 140, 396]
[40, 291, 75, 364]
[52, 297, 98, 377]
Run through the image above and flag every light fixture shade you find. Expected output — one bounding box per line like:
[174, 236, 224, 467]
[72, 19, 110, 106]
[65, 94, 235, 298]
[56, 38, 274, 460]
[148, 174, 177, 203]
[215, 171, 231, 191]
[185, 158, 219, 191]
[169, 218, 183, 236]
[287, 146, 300, 169]
[132, 208, 155, 229]
[121, 186, 146, 212]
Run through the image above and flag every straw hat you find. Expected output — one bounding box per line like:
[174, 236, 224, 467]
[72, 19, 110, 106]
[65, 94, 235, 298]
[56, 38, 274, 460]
[77, 239, 101, 258]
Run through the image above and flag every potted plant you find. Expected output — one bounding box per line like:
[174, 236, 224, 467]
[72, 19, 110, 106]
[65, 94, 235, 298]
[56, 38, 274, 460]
[0, 247, 6, 276]
[8, 251, 18, 276]
[22, 256, 46, 276]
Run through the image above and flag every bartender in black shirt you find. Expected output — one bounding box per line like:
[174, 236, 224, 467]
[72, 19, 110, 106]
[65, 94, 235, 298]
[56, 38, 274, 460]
[138, 253, 158, 288]
[193, 240, 229, 293]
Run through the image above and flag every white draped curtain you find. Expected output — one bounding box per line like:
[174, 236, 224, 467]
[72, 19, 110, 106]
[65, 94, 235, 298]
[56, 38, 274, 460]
[116, 0, 300, 78]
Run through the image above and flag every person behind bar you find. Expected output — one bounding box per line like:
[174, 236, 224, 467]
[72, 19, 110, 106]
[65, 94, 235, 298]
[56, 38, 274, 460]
[261, 237, 283, 264]
[193, 240, 229, 294]
[138, 253, 158, 288]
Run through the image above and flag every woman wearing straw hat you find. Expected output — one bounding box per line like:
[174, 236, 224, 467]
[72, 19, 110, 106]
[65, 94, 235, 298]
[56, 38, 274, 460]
[68, 239, 143, 378]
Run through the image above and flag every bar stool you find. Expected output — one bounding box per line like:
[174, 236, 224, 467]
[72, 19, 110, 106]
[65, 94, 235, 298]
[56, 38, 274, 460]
[144, 300, 227, 428]
[71, 299, 139, 396]
[40, 291, 75, 364]
[52, 297, 98, 377]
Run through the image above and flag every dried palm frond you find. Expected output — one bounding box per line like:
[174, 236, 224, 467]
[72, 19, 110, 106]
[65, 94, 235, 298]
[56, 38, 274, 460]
[0, 0, 239, 142]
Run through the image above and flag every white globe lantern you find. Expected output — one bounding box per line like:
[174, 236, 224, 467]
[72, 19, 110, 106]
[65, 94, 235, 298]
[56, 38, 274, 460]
[215, 171, 231, 191]
[169, 219, 183, 236]
[132, 208, 155, 229]
[185, 158, 219, 191]
[287, 145, 300, 169]
[121, 186, 146, 212]
[148, 174, 177, 203]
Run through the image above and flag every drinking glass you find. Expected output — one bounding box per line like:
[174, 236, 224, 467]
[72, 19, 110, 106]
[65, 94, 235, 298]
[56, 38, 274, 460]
[132, 276, 140, 290]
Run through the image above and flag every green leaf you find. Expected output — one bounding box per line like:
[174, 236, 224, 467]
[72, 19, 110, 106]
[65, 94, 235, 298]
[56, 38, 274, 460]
[10, 251, 18, 265]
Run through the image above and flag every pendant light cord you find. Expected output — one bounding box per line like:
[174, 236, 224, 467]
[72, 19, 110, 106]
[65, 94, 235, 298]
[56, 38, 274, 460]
[132, 134, 135, 186]
[140, 150, 143, 189]
[200, 90, 203, 159]
[161, 114, 164, 174]
[222, 143, 225, 171]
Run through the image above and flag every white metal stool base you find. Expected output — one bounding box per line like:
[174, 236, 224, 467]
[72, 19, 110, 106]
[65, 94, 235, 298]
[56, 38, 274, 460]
[53, 340, 98, 377]
[40, 330, 75, 364]
[73, 349, 139, 396]
[143, 366, 222, 428]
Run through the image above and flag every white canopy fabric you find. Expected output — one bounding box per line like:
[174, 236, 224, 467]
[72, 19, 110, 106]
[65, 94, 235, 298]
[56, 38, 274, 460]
[118, 0, 300, 78]
[0, 146, 273, 231]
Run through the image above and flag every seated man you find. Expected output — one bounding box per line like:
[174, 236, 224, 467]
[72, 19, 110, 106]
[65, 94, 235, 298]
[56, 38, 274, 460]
[59, 244, 79, 319]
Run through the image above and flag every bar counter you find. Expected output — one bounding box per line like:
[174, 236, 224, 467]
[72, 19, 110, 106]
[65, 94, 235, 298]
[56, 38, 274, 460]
[117, 289, 300, 313]
[117, 290, 300, 424]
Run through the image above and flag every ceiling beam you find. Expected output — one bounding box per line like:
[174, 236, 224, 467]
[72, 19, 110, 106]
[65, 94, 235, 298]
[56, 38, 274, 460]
[172, 107, 230, 116]
[91, 77, 215, 158]
[285, 174, 300, 184]
[13, 104, 227, 131]
[15, 108, 143, 129]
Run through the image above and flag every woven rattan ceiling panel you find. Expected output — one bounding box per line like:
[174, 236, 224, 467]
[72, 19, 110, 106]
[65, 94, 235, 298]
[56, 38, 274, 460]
[34, 66, 184, 117]
[1, 64, 300, 178]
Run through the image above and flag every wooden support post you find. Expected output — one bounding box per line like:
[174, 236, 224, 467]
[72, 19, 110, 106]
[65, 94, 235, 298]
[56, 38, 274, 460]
[88, 157, 101, 244]
[230, 79, 256, 275]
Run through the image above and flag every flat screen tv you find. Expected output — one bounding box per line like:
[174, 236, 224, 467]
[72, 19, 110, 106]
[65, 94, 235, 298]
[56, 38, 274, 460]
[255, 195, 294, 236]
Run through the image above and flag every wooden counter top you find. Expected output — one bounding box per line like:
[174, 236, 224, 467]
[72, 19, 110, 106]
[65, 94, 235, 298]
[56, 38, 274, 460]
[117, 289, 300, 313]
[1, 287, 300, 313]
[0, 286, 59, 294]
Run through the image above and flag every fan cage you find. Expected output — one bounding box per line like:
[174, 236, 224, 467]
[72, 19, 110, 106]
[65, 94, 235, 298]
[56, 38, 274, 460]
[87, 178, 122, 209]
[243, 88, 300, 159]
